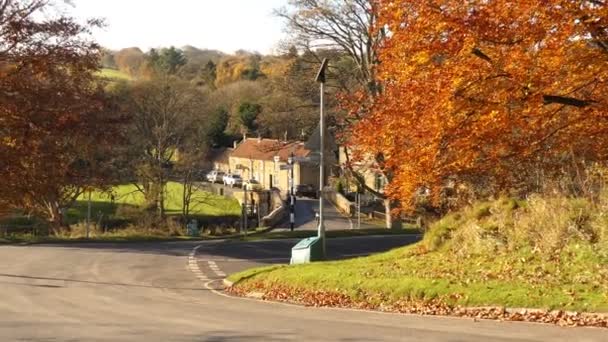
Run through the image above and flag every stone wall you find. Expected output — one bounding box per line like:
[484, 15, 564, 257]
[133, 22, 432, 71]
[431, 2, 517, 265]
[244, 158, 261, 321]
[325, 189, 355, 217]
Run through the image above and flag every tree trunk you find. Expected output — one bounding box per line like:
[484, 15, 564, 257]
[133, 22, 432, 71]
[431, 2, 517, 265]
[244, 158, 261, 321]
[47, 202, 69, 235]
[158, 183, 165, 219]
[181, 174, 192, 228]
[384, 198, 402, 230]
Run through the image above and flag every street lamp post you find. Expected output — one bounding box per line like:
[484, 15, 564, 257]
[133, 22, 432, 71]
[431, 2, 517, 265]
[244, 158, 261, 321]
[315, 58, 329, 258]
[288, 152, 295, 231]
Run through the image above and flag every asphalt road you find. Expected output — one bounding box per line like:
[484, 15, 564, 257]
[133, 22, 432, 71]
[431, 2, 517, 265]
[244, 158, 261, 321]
[200, 181, 379, 231]
[275, 197, 382, 231]
[0, 236, 605, 341]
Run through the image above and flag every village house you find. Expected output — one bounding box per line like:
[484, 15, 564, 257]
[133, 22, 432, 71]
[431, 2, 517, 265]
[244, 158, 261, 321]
[227, 137, 319, 192]
[337, 146, 387, 194]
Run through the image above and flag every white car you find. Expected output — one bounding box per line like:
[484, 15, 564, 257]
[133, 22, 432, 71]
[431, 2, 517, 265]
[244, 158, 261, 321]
[242, 179, 262, 191]
[223, 174, 243, 187]
[206, 170, 225, 183]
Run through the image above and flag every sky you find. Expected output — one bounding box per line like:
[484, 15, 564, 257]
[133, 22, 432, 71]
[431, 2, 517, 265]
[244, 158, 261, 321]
[68, 0, 289, 54]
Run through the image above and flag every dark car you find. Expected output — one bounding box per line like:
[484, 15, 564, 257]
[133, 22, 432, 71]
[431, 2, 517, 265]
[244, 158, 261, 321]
[296, 184, 317, 198]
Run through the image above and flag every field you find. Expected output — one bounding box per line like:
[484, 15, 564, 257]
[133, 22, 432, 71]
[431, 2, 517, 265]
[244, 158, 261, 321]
[70, 182, 241, 222]
[1, 182, 241, 235]
[97, 68, 132, 81]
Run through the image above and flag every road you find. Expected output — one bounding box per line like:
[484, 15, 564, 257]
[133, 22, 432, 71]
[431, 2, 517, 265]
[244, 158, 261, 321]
[200, 181, 379, 231]
[0, 237, 605, 341]
[276, 197, 381, 231]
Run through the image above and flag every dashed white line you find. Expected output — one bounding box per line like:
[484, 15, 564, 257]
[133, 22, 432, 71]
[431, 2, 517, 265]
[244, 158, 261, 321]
[187, 248, 210, 282]
[188, 244, 230, 284]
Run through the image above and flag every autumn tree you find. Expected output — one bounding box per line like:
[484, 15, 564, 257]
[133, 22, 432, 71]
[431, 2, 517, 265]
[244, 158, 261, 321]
[179, 46, 224, 86]
[352, 0, 608, 212]
[215, 53, 266, 87]
[114, 47, 146, 77]
[119, 77, 207, 219]
[0, 0, 122, 231]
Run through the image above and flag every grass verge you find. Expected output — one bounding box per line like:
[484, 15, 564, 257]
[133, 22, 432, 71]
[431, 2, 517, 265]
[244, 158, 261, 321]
[228, 196, 608, 320]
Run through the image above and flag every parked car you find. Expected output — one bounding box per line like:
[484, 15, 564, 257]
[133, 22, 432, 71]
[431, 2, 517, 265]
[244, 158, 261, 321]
[296, 184, 317, 198]
[206, 170, 225, 183]
[223, 174, 243, 187]
[243, 179, 262, 191]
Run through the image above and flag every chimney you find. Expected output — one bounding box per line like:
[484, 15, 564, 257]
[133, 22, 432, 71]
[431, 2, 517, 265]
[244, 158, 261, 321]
[233, 140, 238, 149]
[242, 132, 247, 141]
[258, 134, 262, 143]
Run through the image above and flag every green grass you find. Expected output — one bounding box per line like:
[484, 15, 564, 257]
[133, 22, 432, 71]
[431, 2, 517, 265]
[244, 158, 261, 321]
[71, 182, 241, 221]
[240, 227, 421, 241]
[229, 196, 608, 313]
[1, 182, 241, 234]
[97, 68, 132, 81]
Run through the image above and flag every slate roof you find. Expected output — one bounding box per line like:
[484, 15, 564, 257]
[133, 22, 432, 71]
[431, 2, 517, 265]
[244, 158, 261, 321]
[231, 138, 311, 162]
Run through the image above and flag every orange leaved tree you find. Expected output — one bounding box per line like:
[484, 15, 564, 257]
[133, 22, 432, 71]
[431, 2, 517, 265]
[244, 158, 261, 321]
[350, 0, 608, 211]
[0, 1, 121, 232]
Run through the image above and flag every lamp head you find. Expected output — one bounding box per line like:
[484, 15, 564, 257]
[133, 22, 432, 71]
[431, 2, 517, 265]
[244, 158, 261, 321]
[315, 58, 329, 83]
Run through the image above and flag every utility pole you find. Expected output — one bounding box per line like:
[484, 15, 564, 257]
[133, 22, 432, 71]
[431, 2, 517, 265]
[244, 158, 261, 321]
[288, 152, 295, 231]
[315, 58, 329, 258]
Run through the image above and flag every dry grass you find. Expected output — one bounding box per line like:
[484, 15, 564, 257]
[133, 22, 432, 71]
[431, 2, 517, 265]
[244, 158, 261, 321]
[423, 193, 608, 256]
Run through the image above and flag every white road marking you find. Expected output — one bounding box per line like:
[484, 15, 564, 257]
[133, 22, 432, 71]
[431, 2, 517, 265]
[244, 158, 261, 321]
[187, 244, 232, 282]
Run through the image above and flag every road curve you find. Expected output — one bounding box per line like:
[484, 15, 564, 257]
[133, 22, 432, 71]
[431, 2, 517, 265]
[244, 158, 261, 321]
[0, 238, 604, 342]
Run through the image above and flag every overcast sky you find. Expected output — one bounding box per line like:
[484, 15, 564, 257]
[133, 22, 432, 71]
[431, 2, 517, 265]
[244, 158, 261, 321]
[69, 0, 288, 54]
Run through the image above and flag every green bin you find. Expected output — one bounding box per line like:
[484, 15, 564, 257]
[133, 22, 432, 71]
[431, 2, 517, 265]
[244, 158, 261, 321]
[290, 236, 323, 264]
[187, 220, 199, 237]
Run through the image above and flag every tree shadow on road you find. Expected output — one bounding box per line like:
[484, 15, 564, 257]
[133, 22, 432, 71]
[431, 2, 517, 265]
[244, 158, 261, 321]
[0, 273, 210, 291]
[182, 330, 383, 342]
[4, 235, 420, 268]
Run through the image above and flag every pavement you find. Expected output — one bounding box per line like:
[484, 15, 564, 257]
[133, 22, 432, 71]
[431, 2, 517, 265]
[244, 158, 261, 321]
[0, 236, 606, 341]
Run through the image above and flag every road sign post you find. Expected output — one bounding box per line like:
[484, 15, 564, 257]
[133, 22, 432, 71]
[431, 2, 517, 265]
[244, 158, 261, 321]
[242, 185, 248, 237]
[288, 152, 295, 232]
